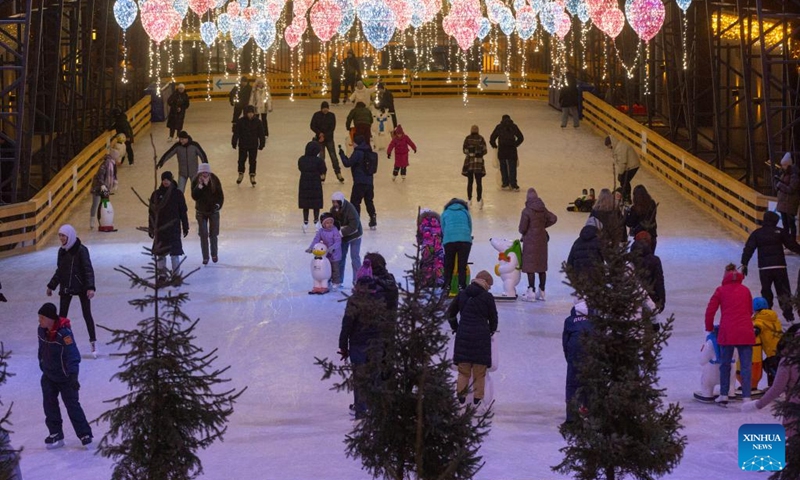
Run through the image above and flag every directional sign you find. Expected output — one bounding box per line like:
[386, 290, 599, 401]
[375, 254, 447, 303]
[480, 74, 509, 91]
[213, 76, 240, 92]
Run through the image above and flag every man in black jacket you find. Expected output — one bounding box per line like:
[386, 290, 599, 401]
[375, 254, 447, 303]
[310, 102, 344, 182]
[741, 211, 800, 323]
[229, 77, 252, 124]
[559, 73, 581, 129]
[489, 114, 524, 191]
[375, 83, 396, 128]
[232, 105, 266, 186]
[339, 135, 377, 229]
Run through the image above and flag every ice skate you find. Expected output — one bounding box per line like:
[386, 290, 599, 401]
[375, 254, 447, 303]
[392, 175, 397, 182]
[520, 287, 536, 302]
[715, 395, 729, 407]
[203, 258, 209, 265]
[167, 136, 173, 143]
[401, 175, 406, 181]
[502, 185, 510, 190]
[512, 186, 520, 191]
[45, 433, 65, 450]
[693, 392, 717, 404]
[336, 172, 345, 183]
[331, 283, 342, 292]
[236, 172, 244, 184]
[91, 341, 98, 359]
[535, 288, 546, 301]
[212, 256, 218, 263]
[479, 199, 484, 210]
[302, 222, 309, 233]
[250, 174, 257, 186]
[369, 215, 377, 230]
[80, 435, 93, 447]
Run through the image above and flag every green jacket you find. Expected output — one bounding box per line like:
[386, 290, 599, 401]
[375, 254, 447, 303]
[346, 106, 373, 129]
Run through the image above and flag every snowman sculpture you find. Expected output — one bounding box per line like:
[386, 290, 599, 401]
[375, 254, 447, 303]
[489, 237, 521, 298]
[309, 242, 331, 294]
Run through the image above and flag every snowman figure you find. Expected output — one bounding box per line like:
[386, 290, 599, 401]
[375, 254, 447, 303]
[489, 237, 522, 298]
[309, 242, 331, 294]
[694, 326, 738, 403]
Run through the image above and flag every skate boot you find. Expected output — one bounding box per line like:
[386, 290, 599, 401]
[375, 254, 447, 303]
[91, 341, 98, 359]
[302, 222, 309, 233]
[392, 175, 397, 182]
[479, 199, 484, 210]
[45, 433, 65, 450]
[521, 287, 536, 302]
[715, 395, 729, 407]
[536, 288, 546, 301]
[402, 175, 406, 181]
[369, 215, 377, 230]
[336, 172, 345, 183]
[236, 173, 244, 184]
[80, 435, 93, 447]
[250, 174, 257, 186]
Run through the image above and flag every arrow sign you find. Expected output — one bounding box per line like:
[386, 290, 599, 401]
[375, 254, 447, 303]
[480, 74, 509, 91]
[213, 76, 240, 92]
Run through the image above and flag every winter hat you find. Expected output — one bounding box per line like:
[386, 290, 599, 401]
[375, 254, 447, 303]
[161, 171, 174, 182]
[753, 297, 769, 312]
[526, 187, 538, 202]
[634, 231, 652, 246]
[573, 298, 589, 316]
[58, 224, 77, 250]
[353, 134, 365, 145]
[331, 191, 346, 203]
[394, 125, 405, 136]
[177, 83, 185, 90]
[38, 302, 59, 322]
[470, 125, 479, 134]
[319, 212, 334, 224]
[364, 252, 387, 275]
[321, 101, 330, 109]
[781, 152, 793, 167]
[356, 80, 364, 88]
[763, 211, 780, 226]
[245, 105, 256, 114]
[502, 114, 511, 122]
[177, 131, 190, 139]
[356, 258, 373, 281]
[474, 270, 494, 289]
[197, 163, 211, 175]
[108, 148, 121, 161]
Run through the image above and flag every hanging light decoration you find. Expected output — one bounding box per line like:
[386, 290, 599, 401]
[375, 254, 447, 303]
[554, 10, 571, 39]
[539, 1, 563, 36]
[338, 1, 356, 35]
[357, 0, 396, 50]
[487, 0, 504, 24]
[477, 17, 491, 40]
[173, 0, 189, 18]
[113, 0, 137, 83]
[529, 0, 544, 15]
[227, 1, 242, 16]
[230, 16, 251, 48]
[141, 0, 181, 44]
[627, 0, 664, 42]
[310, 0, 343, 42]
[512, 0, 526, 12]
[576, 1, 589, 23]
[598, 6, 624, 38]
[200, 21, 218, 47]
[676, 0, 691, 11]
[515, 5, 537, 40]
[410, 0, 425, 28]
[188, 0, 214, 16]
[284, 23, 303, 48]
[218, 13, 232, 33]
[252, 20, 277, 49]
[564, 0, 580, 16]
[214, 0, 226, 7]
[445, 0, 481, 51]
[387, 0, 413, 31]
[498, 6, 515, 35]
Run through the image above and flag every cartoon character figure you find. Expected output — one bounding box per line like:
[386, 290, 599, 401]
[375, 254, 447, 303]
[309, 242, 332, 294]
[374, 110, 390, 151]
[98, 190, 115, 232]
[489, 237, 522, 298]
[110, 133, 127, 165]
[694, 326, 738, 403]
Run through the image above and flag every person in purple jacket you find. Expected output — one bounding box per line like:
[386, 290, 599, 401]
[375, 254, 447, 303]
[306, 212, 343, 290]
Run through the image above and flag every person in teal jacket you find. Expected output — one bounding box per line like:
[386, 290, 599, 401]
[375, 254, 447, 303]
[441, 198, 473, 291]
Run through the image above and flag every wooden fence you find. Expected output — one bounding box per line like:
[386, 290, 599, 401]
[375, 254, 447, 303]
[0, 97, 152, 258]
[581, 92, 774, 240]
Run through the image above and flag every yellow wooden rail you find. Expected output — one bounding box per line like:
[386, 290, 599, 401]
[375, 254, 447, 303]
[581, 92, 773, 240]
[0, 96, 152, 258]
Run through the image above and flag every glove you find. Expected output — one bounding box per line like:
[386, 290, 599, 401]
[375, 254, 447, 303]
[214, 204, 220, 211]
[183, 230, 189, 238]
[413, 149, 417, 154]
[741, 400, 759, 412]
[100, 185, 109, 194]
[69, 375, 80, 391]
[338, 349, 348, 361]
[259, 146, 264, 151]
[387, 154, 391, 159]
[232, 143, 237, 150]
[305, 247, 313, 253]
[739, 265, 748, 277]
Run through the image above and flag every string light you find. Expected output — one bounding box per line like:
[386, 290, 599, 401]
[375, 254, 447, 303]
[681, 12, 688, 70]
[580, 21, 589, 71]
[643, 42, 651, 95]
[613, 41, 641, 79]
[113, 0, 136, 83]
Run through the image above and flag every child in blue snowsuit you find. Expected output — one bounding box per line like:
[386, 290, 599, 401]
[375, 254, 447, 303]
[562, 299, 592, 422]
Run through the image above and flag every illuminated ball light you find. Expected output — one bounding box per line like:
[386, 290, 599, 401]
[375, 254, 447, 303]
[188, 0, 214, 16]
[676, 0, 691, 11]
[200, 21, 218, 47]
[478, 17, 491, 40]
[358, 0, 396, 50]
[141, 0, 182, 43]
[387, 0, 413, 31]
[498, 6, 515, 35]
[113, 0, 138, 30]
[515, 5, 537, 40]
[539, 1, 565, 35]
[310, 0, 343, 42]
[338, 4, 356, 36]
[284, 22, 304, 48]
[230, 16, 251, 48]
[445, 0, 481, 50]
[217, 12, 231, 33]
[173, 0, 189, 18]
[252, 20, 277, 50]
[627, 0, 664, 42]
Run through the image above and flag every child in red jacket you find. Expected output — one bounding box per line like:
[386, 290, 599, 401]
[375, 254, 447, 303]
[387, 125, 417, 181]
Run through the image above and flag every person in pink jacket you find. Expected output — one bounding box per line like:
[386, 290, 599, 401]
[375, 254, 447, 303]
[387, 125, 417, 181]
[705, 263, 756, 406]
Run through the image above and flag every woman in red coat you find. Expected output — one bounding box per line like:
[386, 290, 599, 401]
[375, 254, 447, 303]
[705, 264, 756, 405]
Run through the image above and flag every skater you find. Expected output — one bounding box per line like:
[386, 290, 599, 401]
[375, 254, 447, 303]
[562, 299, 592, 423]
[441, 198, 473, 292]
[740, 210, 800, 323]
[588, 188, 626, 245]
[605, 135, 640, 204]
[375, 83, 396, 127]
[306, 212, 342, 290]
[346, 102, 373, 146]
[630, 232, 666, 327]
[462, 125, 488, 208]
[774, 152, 799, 238]
[166, 83, 189, 141]
[157, 130, 209, 193]
[298, 141, 326, 232]
[331, 191, 363, 285]
[37, 302, 93, 449]
[329, 58, 342, 105]
[249, 79, 272, 137]
[110, 108, 135, 165]
[229, 77, 252, 124]
[625, 185, 659, 252]
[89, 149, 119, 230]
[417, 208, 445, 288]
[46, 224, 98, 355]
[310, 101, 344, 182]
[338, 135, 377, 229]
[148, 171, 189, 282]
[447, 270, 498, 409]
[232, 105, 266, 186]
[705, 263, 756, 406]
[387, 125, 416, 181]
[559, 73, 581, 128]
[489, 115, 524, 191]
[190, 163, 224, 265]
[349, 80, 375, 109]
[566, 224, 603, 282]
[751, 297, 783, 388]
[342, 50, 361, 101]
[518, 188, 557, 301]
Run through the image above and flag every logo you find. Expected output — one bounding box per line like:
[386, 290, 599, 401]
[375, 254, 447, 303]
[739, 424, 785, 471]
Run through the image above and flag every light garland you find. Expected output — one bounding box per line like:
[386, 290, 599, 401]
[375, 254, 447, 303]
[113, 0, 137, 83]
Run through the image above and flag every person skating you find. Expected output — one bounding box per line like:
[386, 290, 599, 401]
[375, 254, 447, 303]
[375, 83, 397, 128]
[229, 77, 252, 124]
[562, 299, 592, 423]
[329, 59, 342, 105]
[387, 125, 416, 181]
[298, 141, 327, 232]
[157, 130, 209, 193]
[518, 188, 557, 301]
[559, 73, 581, 128]
[346, 102, 373, 147]
[417, 209, 445, 288]
[148, 171, 189, 282]
[46, 225, 99, 357]
[605, 135, 640, 204]
[462, 125, 488, 209]
[342, 50, 360, 101]
[306, 212, 342, 290]
[330, 191, 363, 286]
[190, 163, 224, 265]
[566, 224, 603, 283]
[89, 149, 119, 230]
[232, 105, 266, 186]
[751, 297, 783, 388]
[37, 302, 93, 449]
[310, 101, 344, 182]
[588, 188, 627, 245]
[166, 83, 189, 141]
[338, 135, 377, 229]
[110, 108, 135, 165]
[249, 79, 272, 137]
[348, 81, 375, 110]
[774, 152, 799, 239]
[625, 184, 658, 252]
[489, 115, 524, 191]
[441, 198, 473, 292]
[447, 270, 498, 409]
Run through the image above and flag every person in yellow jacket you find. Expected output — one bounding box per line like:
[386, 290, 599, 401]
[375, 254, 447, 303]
[752, 296, 783, 388]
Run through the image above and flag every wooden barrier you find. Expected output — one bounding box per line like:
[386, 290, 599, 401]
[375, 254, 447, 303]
[0, 96, 152, 258]
[581, 92, 773, 240]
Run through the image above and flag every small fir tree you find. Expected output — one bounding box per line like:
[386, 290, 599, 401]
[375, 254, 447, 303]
[769, 299, 800, 480]
[317, 246, 491, 480]
[554, 239, 685, 480]
[0, 344, 21, 480]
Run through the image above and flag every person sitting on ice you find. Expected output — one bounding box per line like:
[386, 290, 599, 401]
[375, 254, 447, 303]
[306, 213, 342, 291]
[562, 298, 592, 423]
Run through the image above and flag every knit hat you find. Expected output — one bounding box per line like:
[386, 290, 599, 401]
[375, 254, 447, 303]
[197, 163, 211, 175]
[245, 105, 256, 114]
[753, 297, 769, 312]
[474, 270, 494, 288]
[58, 224, 77, 250]
[781, 152, 793, 166]
[161, 171, 174, 182]
[319, 212, 334, 224]
[321, 101, 329, 109]
[331, 191, 346, 203]
[177, 83, 185, 90]
[574, 298, 589, 316]
[470, 125, 479, 134]
[634, 230, 652, 246]
[108, 148, 121, 161]
[38, 302, 59, 321]
[356, 258, 373, 281]
[177, 131, 190, 139]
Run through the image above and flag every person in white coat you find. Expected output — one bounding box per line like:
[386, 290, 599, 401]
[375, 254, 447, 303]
[249, 79, 273, 137]
[349, 81, 375, 111]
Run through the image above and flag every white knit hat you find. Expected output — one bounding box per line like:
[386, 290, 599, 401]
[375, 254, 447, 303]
[332, 191, 346, 203]
[197, 163, 211, 174]
[781, 152, 793, 166]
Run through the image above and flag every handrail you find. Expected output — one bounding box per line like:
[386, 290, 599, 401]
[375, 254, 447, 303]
[0, 96, 152, 258]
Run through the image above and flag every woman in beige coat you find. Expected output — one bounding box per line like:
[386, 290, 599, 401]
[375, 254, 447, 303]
[249, 79, 273, 137]
[518, 187, 557, 301]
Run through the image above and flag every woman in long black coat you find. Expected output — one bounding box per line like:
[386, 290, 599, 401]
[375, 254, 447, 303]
[167, 84, 190, 140]
[149, 171, 189, 279]
[298, 141, 326, 232]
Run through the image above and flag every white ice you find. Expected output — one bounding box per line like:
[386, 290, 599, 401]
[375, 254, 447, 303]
[0, 97, 786, 479]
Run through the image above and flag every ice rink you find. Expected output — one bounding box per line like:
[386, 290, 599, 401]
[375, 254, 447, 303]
[0, 97, 790, 479]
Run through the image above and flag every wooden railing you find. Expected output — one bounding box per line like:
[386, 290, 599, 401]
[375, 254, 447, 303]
[170, 71, 550, 101]
[581, 92, 774, 240]
[0, 97, 152, 258]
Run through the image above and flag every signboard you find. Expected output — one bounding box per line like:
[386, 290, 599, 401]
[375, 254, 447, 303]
[212, 76, 240, 92]
[479, 74, 509, 91]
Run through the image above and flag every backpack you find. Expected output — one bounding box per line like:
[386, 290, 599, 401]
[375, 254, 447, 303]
[363, 150, 379, 175]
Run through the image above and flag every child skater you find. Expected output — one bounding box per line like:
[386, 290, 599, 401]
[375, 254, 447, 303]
[751, 297, 783, 388]
[306, 212, 343, 291]
[387, 125, 417, 181]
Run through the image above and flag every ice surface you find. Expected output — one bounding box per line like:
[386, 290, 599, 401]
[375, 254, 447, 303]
[0, 98, 785, 479]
